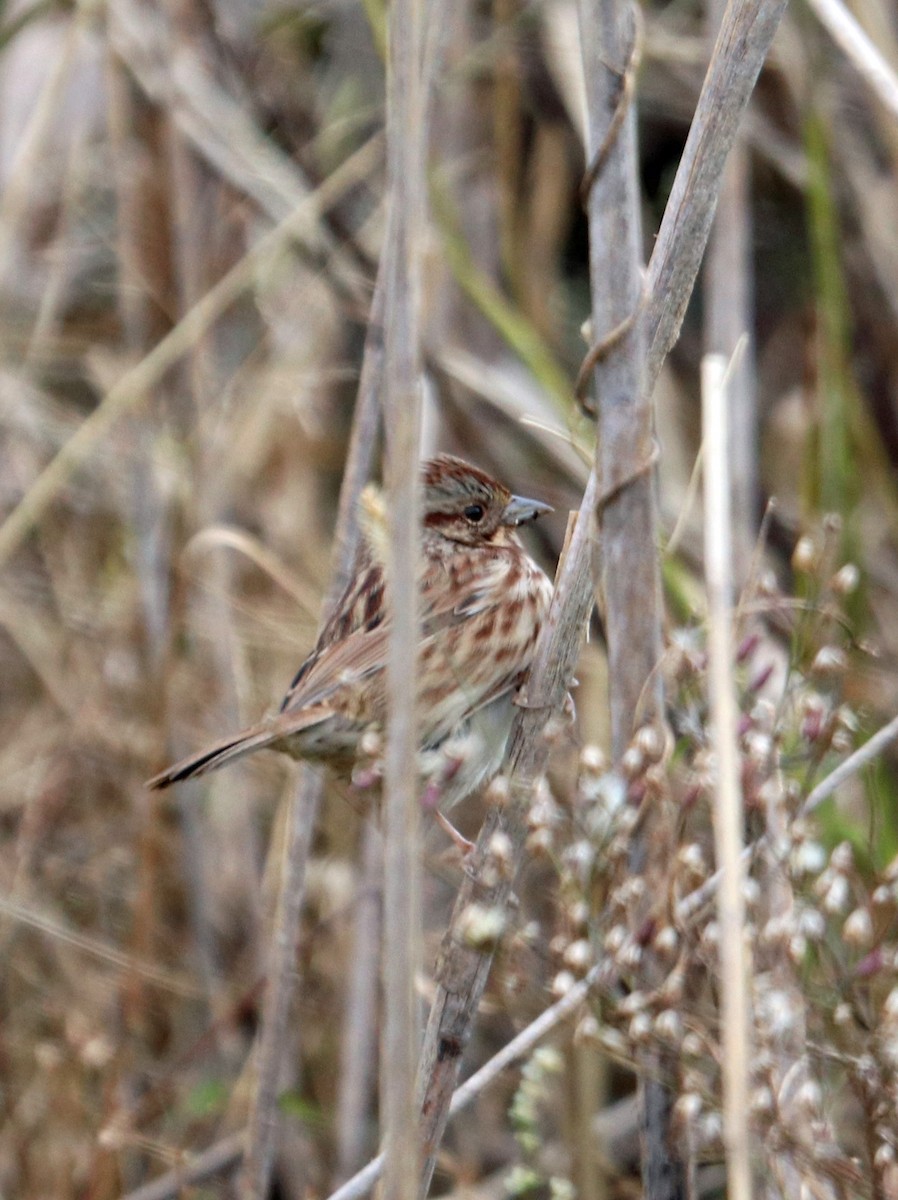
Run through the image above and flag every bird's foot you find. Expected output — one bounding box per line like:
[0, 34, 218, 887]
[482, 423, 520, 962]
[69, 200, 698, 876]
[434, 809, 475, 857]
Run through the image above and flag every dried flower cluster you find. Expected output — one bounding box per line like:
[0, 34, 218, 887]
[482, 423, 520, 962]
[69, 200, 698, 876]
[490, 543, 898, 1196]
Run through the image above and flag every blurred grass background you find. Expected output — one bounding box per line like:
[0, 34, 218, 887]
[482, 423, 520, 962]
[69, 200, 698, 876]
[3, 0, 898, 1195]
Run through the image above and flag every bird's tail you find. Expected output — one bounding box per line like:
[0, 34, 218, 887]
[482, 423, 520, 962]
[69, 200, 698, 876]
[146, 723, 281, 790]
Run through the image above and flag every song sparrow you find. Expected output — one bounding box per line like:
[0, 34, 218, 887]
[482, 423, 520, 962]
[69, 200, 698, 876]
[147, 455, 553, 821]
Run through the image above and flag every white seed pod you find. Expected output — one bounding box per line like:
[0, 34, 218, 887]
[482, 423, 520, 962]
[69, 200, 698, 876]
[658, 969, 685, 1006]
[788, 934, 808, 964]
[360, 727, 382, 757]
[792, 536, 818, 573]
[677, 843, 707, 878]
[628, 1012, 652, 1044]
[798, 906, 827, 941]
[738, 877, 759, 908]
[618, 990, 648, 1016]
[654, 925, 679, 959]
[881, 987, 898, 1022]
[636, 722, 667, 764]
[700, 1112, 723, 1146]
[843, 907, 874, 949]
[822, 874, 850, 915]
[749, 1086, 774, 1118]
[654, 1009, 683, 1044]
[575, 1014, 601, 1044]
[604, 925, 627, 955]
[526, 827, 554, 857]
[830, 563, 860, 596]
[674, 1092, 703, 1124]
[485, 774, 511, 807]
[810, 646, 848, 677]
[874, 1143, 896, 1170]
[680, 1032, 702, 1058]
[563, 939, 593, 973]
[791, 839, 827, 877]
[830, 841, 855, 872]
[487, 831, 514, 871]
[457, 902, 507, 950]
[551, 970, 576, 998]
[579, 744, 608, 775]
[620, 745, 644, 779]
[833, 1002, 853, 1027]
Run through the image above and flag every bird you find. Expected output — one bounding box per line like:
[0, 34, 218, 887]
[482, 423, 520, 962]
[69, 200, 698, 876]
[147, 455, 554, 836]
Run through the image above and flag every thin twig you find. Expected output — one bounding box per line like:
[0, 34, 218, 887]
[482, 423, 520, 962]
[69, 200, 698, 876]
[702, 352, 753, 1200]
[803, 712, 898, 815]
[381, 0, 426, 1196]
[120, 1131, 246, 1200]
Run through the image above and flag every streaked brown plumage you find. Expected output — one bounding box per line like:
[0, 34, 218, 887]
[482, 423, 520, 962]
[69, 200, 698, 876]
[147, 455, 553, 810]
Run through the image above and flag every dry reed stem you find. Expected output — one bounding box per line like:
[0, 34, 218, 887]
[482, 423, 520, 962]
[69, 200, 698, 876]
[237, 771, 323, 1199]
[381, 0, 426, 1195]
[644, 0, 790, 395]
[702, 353, 752, 1200]
[0, 135, 381, 572]
[578, 0, 676, 1194]
[704, 0, 755, 581]
[336, 822, 383, 1181]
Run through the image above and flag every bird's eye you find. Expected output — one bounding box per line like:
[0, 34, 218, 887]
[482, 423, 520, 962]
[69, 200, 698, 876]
[464, 504, 485, 523]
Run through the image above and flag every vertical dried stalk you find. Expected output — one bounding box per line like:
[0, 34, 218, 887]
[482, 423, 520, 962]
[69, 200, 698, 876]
[704, 0, 755, 580]
[381, 0, 426, 1196]
[578, 1, 675, 1197]
[238, 770, 323, 1200]
[336, 822, 383, 1180]
[701, 353, 752, 1200]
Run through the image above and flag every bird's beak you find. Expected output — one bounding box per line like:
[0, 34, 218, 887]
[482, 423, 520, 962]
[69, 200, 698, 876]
[501, 493, 553, 527]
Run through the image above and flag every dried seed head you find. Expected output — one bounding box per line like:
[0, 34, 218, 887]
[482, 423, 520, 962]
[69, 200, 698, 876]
[457, 903, 507, 951]
[822, 874, 850, 915]
[833, 1002, 853, 1027]
[551, 971, 576, 998]
[792, 536, 818, 573]
[485, 775, 511, 807]
[563, 939, 593, 973]
[654, 925, 679, 959]
[750, 1086, 774, 1117]
[635, 722, 668, 765]
[843, 907, 874, 949]
[579, 744, 608, 775]
[830, 563, 860, 596]
[655, 1009, 683, 1044]
[674, 1092, 703, 1125]
[620, 745, 644, 779]
[677, 843, 707, 879]
[811, 646, 849, 677]
[791, 840, 827, 877]
[628, 1012, 652, 1044]
[682, 1031, 704, 1057]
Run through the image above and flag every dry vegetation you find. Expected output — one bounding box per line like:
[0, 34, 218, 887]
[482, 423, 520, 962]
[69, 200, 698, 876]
[3, 0, 898, 1197]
